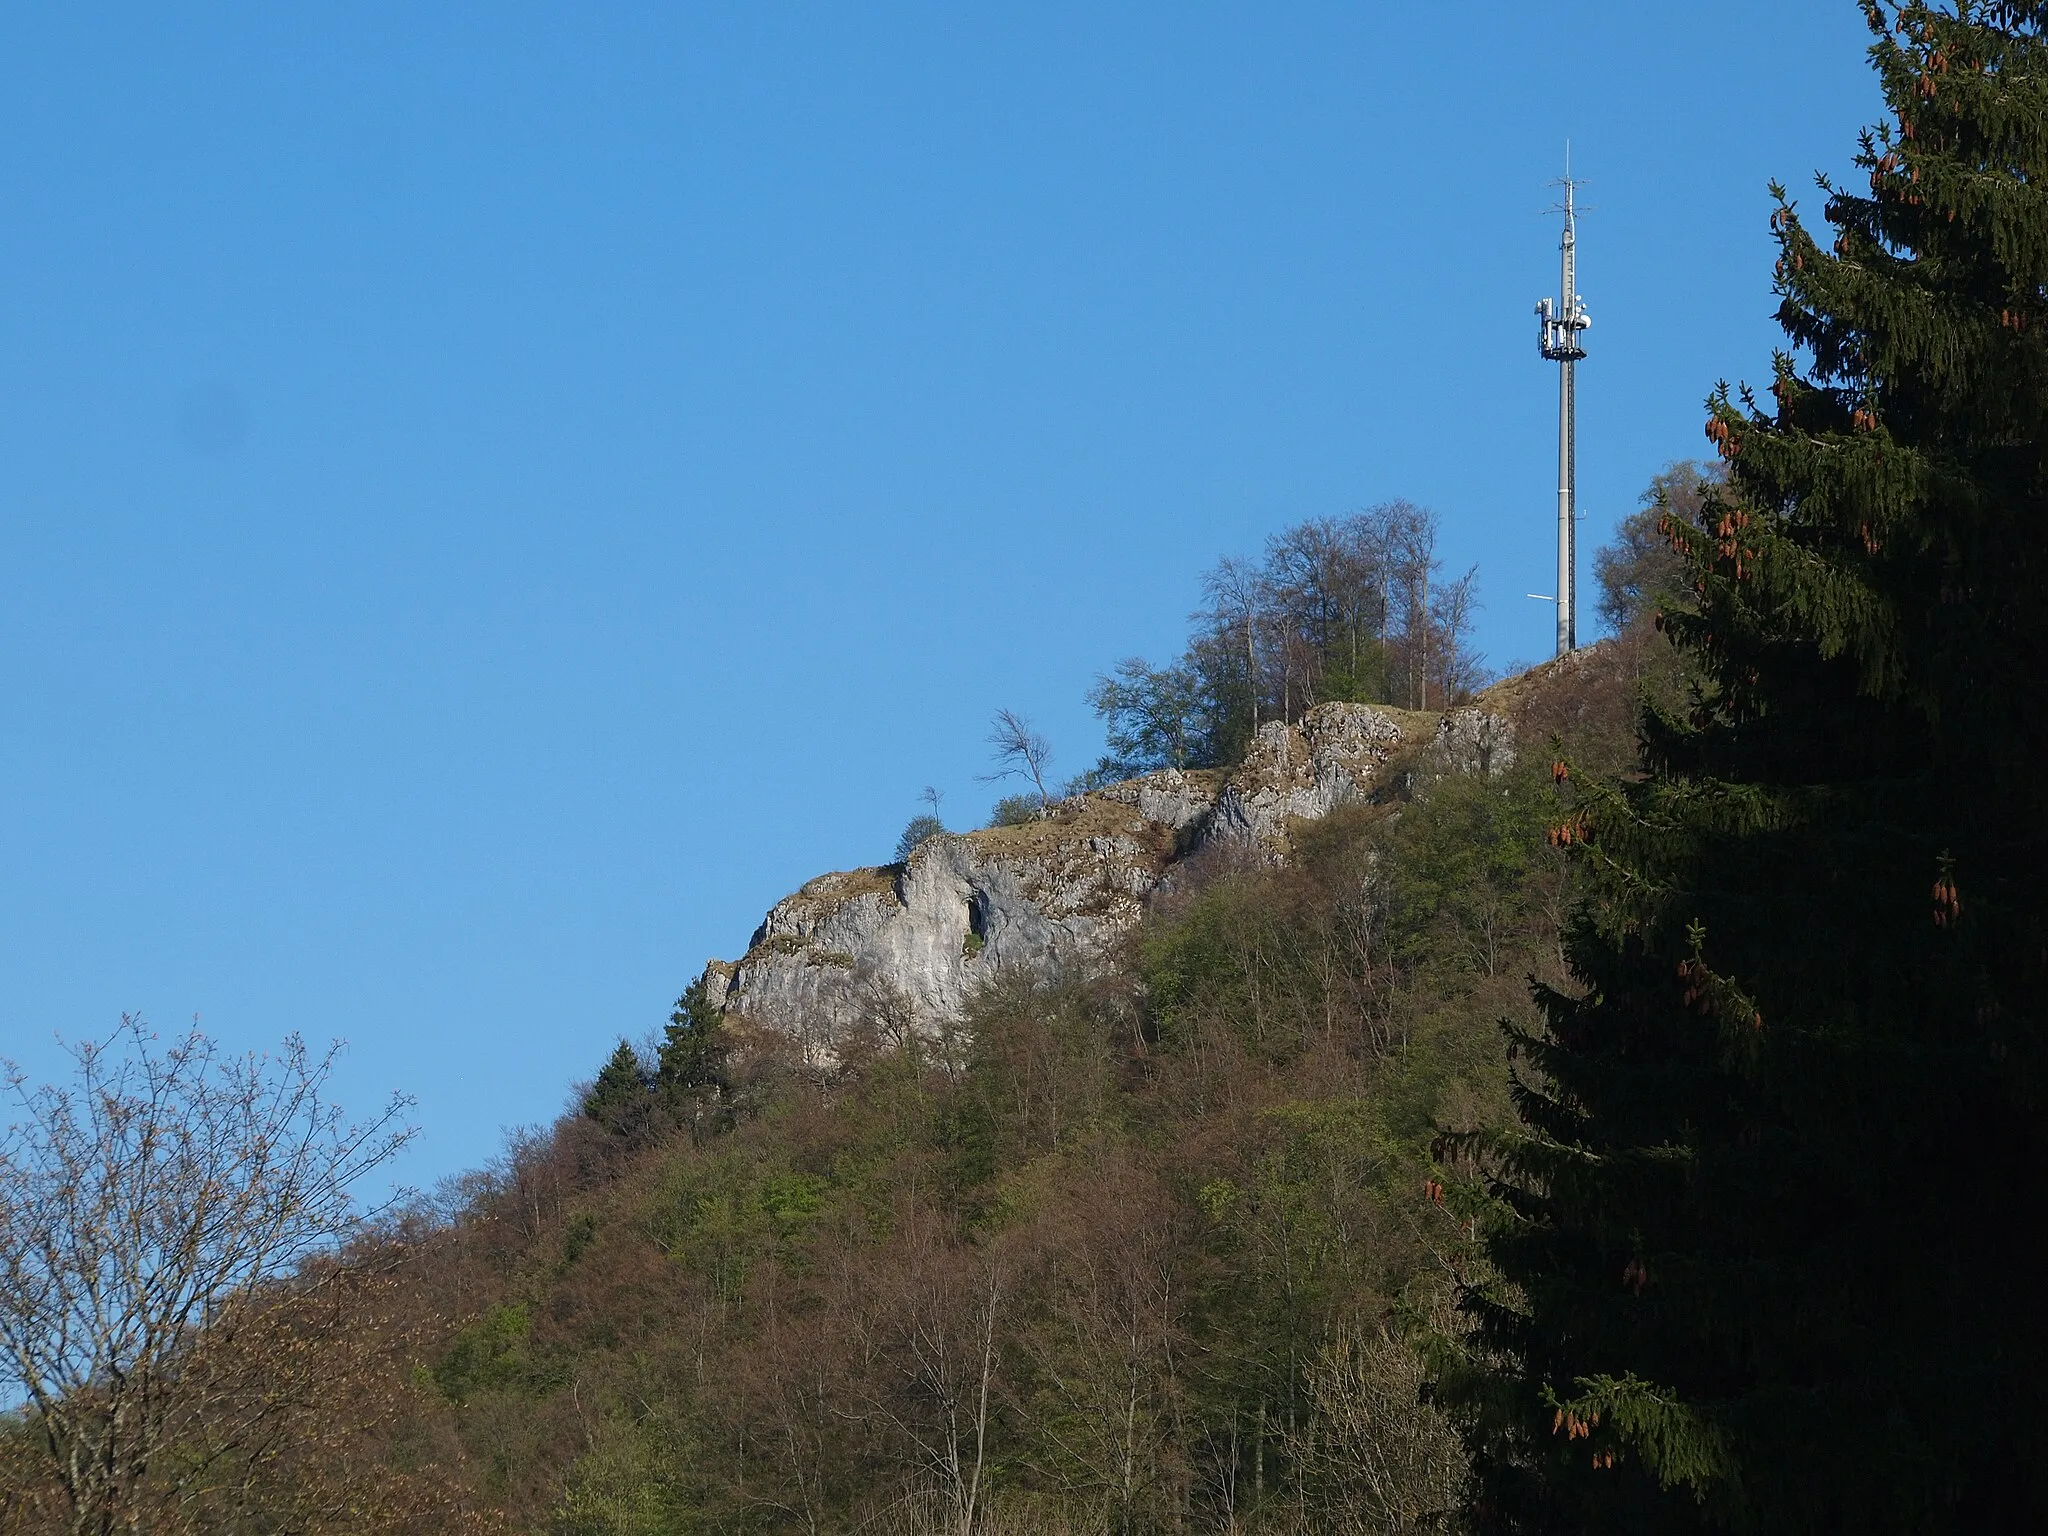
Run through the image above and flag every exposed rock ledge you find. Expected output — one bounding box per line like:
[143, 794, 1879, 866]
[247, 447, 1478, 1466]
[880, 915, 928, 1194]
[696, 701, 1511, 1057]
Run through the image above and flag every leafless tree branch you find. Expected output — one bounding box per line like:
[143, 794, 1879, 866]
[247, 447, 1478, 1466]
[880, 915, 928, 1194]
[0, 1015, 414, 1535]
[978, 709, 1056, 812]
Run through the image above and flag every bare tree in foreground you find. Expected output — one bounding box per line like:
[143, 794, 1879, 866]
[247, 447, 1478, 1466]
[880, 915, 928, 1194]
[981, 709, 1056, 813]
[0, 1016, 414, 1536]
[1285, 1320, 1465, 1534]
[838, 1203, 1006, 1536]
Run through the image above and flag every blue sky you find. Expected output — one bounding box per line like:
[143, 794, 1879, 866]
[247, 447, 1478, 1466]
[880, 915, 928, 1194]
[0, 3, 1880, 1193]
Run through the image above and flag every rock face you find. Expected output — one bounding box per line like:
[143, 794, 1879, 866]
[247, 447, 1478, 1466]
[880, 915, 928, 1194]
[714, 801, 1179, 1063]
[1433, 706, 1517, 778]
[697, 701, 1511, 1057]
[1202, 707, 1410, 846]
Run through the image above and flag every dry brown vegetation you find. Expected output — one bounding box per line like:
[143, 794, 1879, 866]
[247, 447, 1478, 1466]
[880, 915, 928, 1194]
[0, 1023, 490, 1536]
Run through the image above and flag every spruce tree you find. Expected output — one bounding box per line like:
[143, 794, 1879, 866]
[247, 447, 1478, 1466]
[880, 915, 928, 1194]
[582, 1039, 652, 1136]
[656, 977, 730, 1138]
[1450, 5, 2048, 1530]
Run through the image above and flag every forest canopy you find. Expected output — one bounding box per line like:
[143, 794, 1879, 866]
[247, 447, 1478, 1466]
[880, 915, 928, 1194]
[1088, 501, 1485, 780]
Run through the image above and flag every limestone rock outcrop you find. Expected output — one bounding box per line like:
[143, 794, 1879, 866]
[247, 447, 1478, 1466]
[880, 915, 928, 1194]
[712, 800, 1178, 1061]
[696, 701, 1511, 1057]
[1203, 706, 1413, 846]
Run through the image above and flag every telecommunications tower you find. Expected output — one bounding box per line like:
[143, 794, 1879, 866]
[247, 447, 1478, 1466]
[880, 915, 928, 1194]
[1535, 165, 1590, 656]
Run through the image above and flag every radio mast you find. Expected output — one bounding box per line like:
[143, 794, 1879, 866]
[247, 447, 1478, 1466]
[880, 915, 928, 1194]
[1534, 160, 1590, 656]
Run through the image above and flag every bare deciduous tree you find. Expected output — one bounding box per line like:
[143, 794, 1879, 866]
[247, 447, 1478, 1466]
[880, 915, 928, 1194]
[1284, 1320, 1465, 1534]
[0, 1016, 413, 1536]
[1595, 458, 1725, 635]
[1201, 555, 1266, 736]
[837, 1204, 1007, 1536]
[1427, 564, 1485, 705]
[1185, 501, 1489, 727]
[980, 709, 1055, 813]
[1016, 1157, 1192, 1536]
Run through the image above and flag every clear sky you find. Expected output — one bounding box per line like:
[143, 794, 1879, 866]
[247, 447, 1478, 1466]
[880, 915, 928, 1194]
[0, 3, 1881, 1193]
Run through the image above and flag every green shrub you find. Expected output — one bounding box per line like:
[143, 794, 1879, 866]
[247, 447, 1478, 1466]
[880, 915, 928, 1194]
[894, 813, 946, 863]
[988, 794, 1041, 828]
[432, 1304, 543, 1404]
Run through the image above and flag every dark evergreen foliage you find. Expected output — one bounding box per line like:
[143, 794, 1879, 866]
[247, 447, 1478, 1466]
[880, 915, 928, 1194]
[1451, 5, 2048, 1529]
[656, 977, 731, 1138]
[580, 1039, 654, 1138]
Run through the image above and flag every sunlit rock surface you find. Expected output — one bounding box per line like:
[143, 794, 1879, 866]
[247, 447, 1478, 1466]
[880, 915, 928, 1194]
[697, 701, 1512, 1057]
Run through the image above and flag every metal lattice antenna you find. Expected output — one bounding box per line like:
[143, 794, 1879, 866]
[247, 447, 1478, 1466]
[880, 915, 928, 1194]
[1534, 148, 1591, 656]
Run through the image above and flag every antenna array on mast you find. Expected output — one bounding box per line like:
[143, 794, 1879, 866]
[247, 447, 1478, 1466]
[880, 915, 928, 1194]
[1534, 160, 1590, 657]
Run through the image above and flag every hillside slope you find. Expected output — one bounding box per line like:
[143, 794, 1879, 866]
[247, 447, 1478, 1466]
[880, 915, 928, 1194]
[0, 646, 1650, 1536]
[264, 649, 1643, 1536]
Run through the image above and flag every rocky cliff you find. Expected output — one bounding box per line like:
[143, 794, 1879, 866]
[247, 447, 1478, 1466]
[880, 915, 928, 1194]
[696, 700, 1514, 1059]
